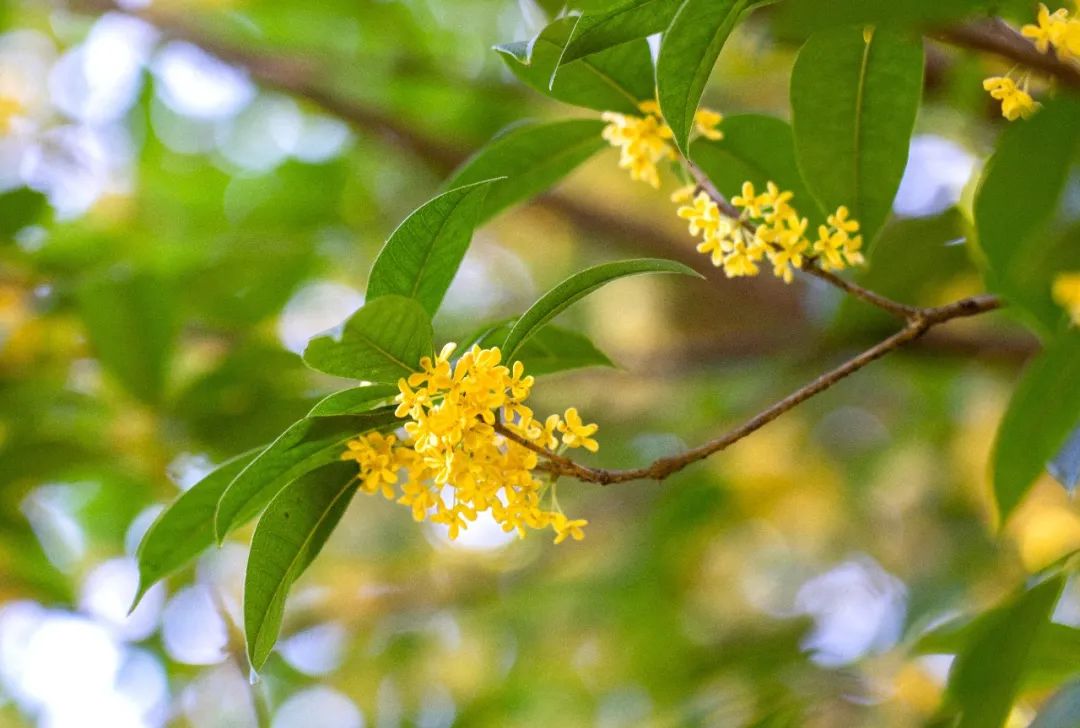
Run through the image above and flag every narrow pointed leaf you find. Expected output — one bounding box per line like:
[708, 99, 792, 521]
[302, 295, 433, 382]
[561, 0, 683, 64]
[244, 461, 358, 671]
[656, 0, 749, 156]
[473, 321, 615, 375]
[992, 331, 1080, 521]
[214, 409, 398, 542]
[503, 258, 701, 361]
[132, 449, 260, 610]
[367, 179, 499, 316]
[791, 25, 924, 245]
[307, 384, 399, 418]
[945, 575, 1065, 728]
[444, 120, 607, 224]
[495, 17, 653, 114]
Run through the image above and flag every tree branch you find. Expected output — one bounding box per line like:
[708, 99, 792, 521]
[512, 293, 1002, 485]
[935, 18, 1080, 88]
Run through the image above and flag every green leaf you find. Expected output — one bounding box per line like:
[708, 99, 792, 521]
[444, 119, 607, 224]
[1032, 681, 1080, 728]
[215, 410, 397, 542]
[307, 385, 400, 417]
[974, 97, 1080, 334]
[773, 0, 996, 36]
[561, 0, 683, 64]
[495, 17, 654, 114]
[992, 331, 1080, 521]
[78, 267, 177, 405]
[367, 179, 499, 317]
[132, 449, 260, 610]
[502, 258, 701, 361]
[690, 114, 821, 224]
[0, 187, 47, 241]
[302, 295, 433, 382]
[790, 25, 924, 246]
[244, 461, 358, 671]
[944, 575, 1065, 728]
[473, 321, 615, 375]
[656, 0, 749, 156]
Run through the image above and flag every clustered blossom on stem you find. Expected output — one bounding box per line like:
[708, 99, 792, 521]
[341, 344, 597, 544]
[982, 2, 1080, 121]
[672, 182, 863, 282]
[1053, 272, 1080, 326]
[601, 100, 724, 188]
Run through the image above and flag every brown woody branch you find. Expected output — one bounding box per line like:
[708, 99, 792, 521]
[501, 293, 1002, 485]
[936, 18, 1080, 88]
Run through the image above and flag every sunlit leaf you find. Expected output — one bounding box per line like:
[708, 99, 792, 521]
[561, 0, 683, 64]
[303, 295, 433, 382]
[444, 119, 607, 224]
[502, 258, 701, 361]
[495, 17, 654, 114]
[472, 321, 615, 375]
[993, 331, 1080, 520]
[132, 449, 260, 610]
[656, 0, 749, 155]
[244, 461, 358, 671]
[307, 385, 400, 418]
[215, 410, 397, 542]
[791, 25, 924, 245]
[944, 575, 1065, 728]
[367, 179, 500, 316]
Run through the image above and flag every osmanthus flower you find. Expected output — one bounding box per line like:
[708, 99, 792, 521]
[601, 100, 725, 188]
[674, 179, 865, 282]
[983, 76, 1039, 121]
[1053, 272, 1080, 325]
[341, 343, 598, 543]
[1022, 3, 1080, 59]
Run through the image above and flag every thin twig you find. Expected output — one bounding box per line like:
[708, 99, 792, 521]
[514, 293, 1001, 485]
[936, 18, 1080, 88]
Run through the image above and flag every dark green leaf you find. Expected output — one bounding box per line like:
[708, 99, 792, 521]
[773, 0, 997, 36]
[132, 449, 260, 610]
[495, 17, 654, 114]
[945, 575, 1065, 728]
[974, 97, 1080, 334]
[690, 114, 821, 224]
[791, 25, 924, 246]
[0, 187, 47, 241]
[444, 119, 607, 224]
[367, 179, 499, 316]
[502, 258, 701, 361]
[244, 461, 358, 671]
[215, 409, 397, 542]
[561, 0, 683, 64]
[474, 321, 615, 375]
[656, 0, 749, 156]
[302, 295, 433, 382]
[307, 385, 400, 417]
[993, 331, 1080, 520]
[78, 267, 177, 405]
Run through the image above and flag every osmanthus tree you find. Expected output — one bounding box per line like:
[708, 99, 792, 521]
[126, 0, 1080, 724]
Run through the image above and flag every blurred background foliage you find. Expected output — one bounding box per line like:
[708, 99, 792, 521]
[0, 0, 1076, 726]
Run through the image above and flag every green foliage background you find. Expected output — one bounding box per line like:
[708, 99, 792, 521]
[1, 0, 1079, 726]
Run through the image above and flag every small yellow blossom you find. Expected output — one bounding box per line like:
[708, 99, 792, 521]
[1022, 3, 1071, 53]
[676, 178, 864, 282]
[1053, 272, 1080, 325]
[670, 184, 696, 204]
[693, 108, 724, 140]
[983, 76, 1040, 121]
[558, 407, 600, 452]
[601, 101, 725, 187]
[343, 344, 596, 542]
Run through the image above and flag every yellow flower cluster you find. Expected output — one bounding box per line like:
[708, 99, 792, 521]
[673, 182, 863, 282]
[982, 76, 1039, 121]
[1022, 3, 1080, 60]
[1053, 272, 1080, 326]
[601, 101, 724, 188]
[341, 344, 597, 544]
